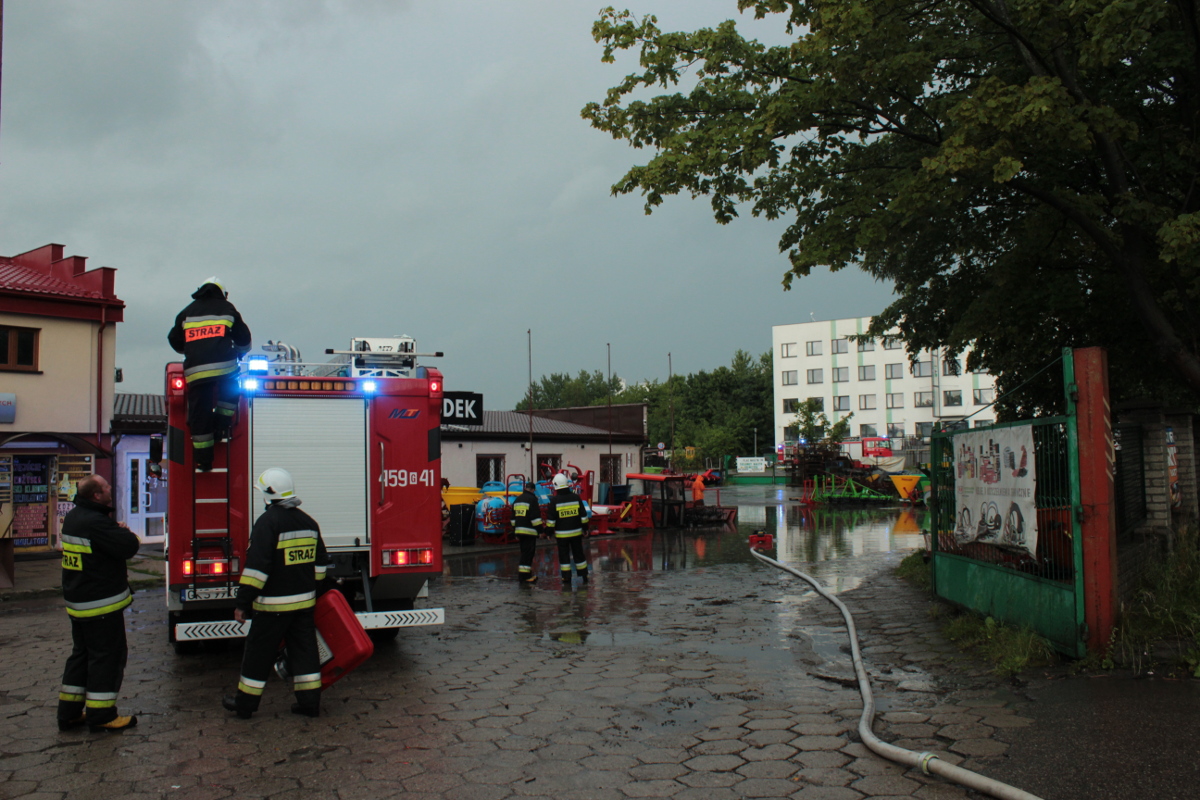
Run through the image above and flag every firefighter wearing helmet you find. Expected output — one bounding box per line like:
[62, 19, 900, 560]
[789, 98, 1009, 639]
[167, 277, 252, 471]
[223, 468, 332, 719]
[545, 472, 590, 589]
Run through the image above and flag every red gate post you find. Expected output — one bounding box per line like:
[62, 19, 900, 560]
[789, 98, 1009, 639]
[1074, 347, 1118, 652]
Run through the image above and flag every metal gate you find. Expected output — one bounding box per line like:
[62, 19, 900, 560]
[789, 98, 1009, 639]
[928, 355, 1087, 657]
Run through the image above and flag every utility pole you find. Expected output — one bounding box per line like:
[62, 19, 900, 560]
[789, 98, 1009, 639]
[607, 343, 612, 457]
[527, 329, 534, 481]
[668, 352, 675, 471]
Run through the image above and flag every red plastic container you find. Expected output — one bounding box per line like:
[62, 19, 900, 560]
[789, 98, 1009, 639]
[314, 590, 374, 688]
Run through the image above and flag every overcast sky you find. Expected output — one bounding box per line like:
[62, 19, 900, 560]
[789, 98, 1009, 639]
[0, 0, 893, 407]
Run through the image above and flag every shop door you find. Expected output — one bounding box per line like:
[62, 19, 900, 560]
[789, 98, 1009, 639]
[123, 451, 168, 542]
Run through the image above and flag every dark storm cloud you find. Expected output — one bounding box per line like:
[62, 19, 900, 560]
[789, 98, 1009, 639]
[1, 1, 893, 406]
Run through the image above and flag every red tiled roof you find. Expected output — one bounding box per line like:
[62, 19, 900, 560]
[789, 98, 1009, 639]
[0, 262, 106, 300]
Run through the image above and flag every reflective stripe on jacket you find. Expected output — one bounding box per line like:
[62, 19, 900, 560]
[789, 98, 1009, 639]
[236, 503, 331, 614]
[60, 497, 140, 619]
[545, 490, 589, 538]
[167, 284, 252, 383]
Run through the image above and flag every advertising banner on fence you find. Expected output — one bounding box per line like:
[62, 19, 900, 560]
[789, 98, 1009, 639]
[952, 424, 1037, 555]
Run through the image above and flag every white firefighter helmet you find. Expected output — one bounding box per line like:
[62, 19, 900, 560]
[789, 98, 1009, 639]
[552, 473, 571, 491]
[255, 467, 295, 503]
[200, 276, 227, 297]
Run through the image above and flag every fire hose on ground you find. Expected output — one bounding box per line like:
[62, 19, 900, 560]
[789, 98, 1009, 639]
[749, 547, 1045, 800]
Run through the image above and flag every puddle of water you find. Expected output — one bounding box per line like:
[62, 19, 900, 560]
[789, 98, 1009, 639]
[443, 486, 926, 584]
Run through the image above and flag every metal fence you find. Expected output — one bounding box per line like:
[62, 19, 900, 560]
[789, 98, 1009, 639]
[930, 418, 1075, 585]
[930, 414, 1084, 656]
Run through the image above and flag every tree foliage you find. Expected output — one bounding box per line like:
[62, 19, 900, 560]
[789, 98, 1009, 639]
[516, 350, 774, 461]
[516, 370, 624, 410]
[584, 1, 1200, 413]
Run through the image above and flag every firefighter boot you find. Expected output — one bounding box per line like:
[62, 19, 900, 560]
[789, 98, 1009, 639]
[222, 695, 252, 720]
[291, 703, 320, 718]
[90, 715, 137, 733]
[57, 711, 86, 732]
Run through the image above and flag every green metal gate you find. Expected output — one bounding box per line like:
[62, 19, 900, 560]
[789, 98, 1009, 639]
[929, 410, 1085, 657]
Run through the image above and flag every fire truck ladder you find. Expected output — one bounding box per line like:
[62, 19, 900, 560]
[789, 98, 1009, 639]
[190, 439, 235, 598]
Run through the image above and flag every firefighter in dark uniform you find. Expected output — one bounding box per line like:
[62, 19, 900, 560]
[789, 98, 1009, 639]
[511, 482, 544, 584]
[223, 468, 332, 719]
[57, 474, 141, 733]
[545, 472, 589, 589]
[167, 277, 252, 471]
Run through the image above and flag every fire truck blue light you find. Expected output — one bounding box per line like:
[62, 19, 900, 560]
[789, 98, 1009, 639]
[362, 381, 378, 393]
[247, 357, 270, 374]
[242, 378, 259, 391]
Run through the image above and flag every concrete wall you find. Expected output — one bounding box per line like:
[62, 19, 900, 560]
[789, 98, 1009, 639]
[0, 312, 116, 434]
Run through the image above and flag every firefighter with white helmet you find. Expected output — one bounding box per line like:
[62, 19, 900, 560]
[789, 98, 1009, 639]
[545, 472, 590, 589]
[167, 277, 252, 471]
[223, 468, 332, 719]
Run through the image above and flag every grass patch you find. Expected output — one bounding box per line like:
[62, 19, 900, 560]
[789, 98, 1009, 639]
[942, 611, 1057, 677]
[1106, 525, 1200, 675]
[895, 549, 932, 591]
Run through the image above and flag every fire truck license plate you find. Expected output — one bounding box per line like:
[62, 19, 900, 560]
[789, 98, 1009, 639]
[183, 587, 235, 602]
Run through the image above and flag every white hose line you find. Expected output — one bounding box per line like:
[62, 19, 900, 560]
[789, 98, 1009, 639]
[750, 548, 1045, 800]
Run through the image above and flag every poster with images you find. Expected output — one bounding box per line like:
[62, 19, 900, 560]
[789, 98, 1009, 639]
[12, 457, 50, 547]
[952, 424, 1038, 555]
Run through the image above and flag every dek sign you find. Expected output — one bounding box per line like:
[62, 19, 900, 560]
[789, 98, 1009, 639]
[442, 392, 483, 426]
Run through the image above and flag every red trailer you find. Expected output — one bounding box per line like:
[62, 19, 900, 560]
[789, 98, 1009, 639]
[158, 336, 446, 651]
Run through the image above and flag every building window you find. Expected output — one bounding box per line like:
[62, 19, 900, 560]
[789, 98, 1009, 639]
[974, 387, 995, 405]
[885, 363, 904, 380]
[916, 422, 933, 439]
[833, 395, 851, 412]
[859, 394, 876, 410]
[782, 398, 800, 413]
[915, 391, 934, 408]
[942, 357, 961, 376]
[884, 338, 904, 350]
[860, 424, 877, 437]
[832, 367, 849, 383]
[806, 340, 822, 356]
[858, 365, 875, 381]
[912, 360, 933, 377]
[886, 393, 904, 409]
[807, 369, 823, 384]
[807, 397, 824, 412]
[943, 390, 963, 406]
[600, 454, 622, 485]
[780, 342, 797, 358]
[887, 423, 905, 438]
[0, 325, 39, 372]
[476, 455, 506, 486]
[782, 370, 799, 385]
[536, 454, 561, 480]
[831, 338, 849, 354]
[857, 339, 875, 352]
[975, 419, 993, 428]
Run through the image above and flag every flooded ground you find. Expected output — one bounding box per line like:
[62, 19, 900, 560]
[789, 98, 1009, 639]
[442, 484, 925, 595]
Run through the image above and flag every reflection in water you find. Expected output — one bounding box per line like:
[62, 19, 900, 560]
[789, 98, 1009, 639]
[441, 487, 926, 653]
[443, 489, 925, 580]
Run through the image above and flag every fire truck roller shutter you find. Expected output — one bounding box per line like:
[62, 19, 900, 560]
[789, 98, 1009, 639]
[251, 397, 369, 550]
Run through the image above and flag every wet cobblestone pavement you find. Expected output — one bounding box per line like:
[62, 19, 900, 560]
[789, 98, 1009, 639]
[0, 540, 1048, 800]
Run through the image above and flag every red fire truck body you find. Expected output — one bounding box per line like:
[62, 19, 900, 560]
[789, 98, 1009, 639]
[162, 339, 445, 648]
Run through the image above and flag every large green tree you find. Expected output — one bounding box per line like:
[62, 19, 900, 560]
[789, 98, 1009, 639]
[584, 1, 1200, 413]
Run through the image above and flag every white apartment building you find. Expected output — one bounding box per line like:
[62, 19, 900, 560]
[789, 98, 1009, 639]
[771, 317, 998, 451]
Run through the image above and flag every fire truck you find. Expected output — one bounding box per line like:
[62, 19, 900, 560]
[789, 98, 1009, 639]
[155, 336, 446, 652]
